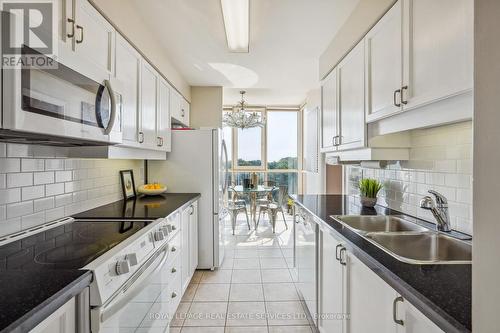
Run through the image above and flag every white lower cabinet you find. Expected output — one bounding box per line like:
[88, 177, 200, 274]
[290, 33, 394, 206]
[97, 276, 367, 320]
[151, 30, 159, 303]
[30, 298, 76, 333]
[181, 200, 199, 292]
[318, 229, 346, 333]
[317, 229, 444, 333]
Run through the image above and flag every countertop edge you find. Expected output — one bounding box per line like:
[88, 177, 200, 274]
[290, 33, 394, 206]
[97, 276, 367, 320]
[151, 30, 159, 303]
[293, 199, 470, 333]
[1, 271, 93, 333]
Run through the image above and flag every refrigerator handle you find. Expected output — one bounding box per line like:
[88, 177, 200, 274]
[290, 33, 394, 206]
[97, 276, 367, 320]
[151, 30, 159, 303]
[222, 140, 229, 194]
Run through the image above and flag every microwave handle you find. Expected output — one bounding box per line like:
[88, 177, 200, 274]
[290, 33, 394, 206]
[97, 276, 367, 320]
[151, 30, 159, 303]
[103, 79, 117, 135]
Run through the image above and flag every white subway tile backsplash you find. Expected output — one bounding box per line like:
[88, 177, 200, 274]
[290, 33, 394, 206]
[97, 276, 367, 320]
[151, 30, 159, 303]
[7, 144, 32, 158]
[7, 201, 33, 219]
[21, 212, 45, 229]
[21, 159, 44, 172]
[55, 193, 72, 207]
[0, 188, 21, 204]
[7, 173, 33, 188]
[46, 183, 65, 196]
[22, 186, 45, 201]
[55, 170, 72, 183]
[34, 197, 55, 212]
[346, 121, 473, 235]
[0, 158, 21, 173]
[0, 144, 145, 237]
[34, 171, 55, 185]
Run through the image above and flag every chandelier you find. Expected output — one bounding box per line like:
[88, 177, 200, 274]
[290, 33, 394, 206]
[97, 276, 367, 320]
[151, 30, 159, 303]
[223, 91, 265, 129]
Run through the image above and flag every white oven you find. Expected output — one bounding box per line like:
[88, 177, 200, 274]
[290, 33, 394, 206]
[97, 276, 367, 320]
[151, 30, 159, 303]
[1, 46, 122, 146]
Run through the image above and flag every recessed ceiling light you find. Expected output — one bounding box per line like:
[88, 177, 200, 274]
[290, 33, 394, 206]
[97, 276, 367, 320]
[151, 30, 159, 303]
[220, 0, 249, 53]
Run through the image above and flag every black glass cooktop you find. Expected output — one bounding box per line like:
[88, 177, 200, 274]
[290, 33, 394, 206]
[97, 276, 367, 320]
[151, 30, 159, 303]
[0, 220, 151, 270]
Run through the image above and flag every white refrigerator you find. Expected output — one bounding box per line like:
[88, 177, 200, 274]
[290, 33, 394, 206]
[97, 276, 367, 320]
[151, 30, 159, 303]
[149, 129, 229, 269]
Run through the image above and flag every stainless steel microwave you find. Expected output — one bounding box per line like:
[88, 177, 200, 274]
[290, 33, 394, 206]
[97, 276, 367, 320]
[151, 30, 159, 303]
[1, 46, 122, 146]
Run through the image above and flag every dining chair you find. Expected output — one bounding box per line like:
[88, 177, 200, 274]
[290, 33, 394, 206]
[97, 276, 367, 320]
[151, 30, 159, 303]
[227, 186, 251, 235]
[256, 180, 277, 206]
[256, 185, 289, 233]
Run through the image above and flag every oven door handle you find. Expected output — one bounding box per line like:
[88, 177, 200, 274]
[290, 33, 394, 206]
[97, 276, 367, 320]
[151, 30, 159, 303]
[100, 243, 170, 323]
[103, 79, 117, 135]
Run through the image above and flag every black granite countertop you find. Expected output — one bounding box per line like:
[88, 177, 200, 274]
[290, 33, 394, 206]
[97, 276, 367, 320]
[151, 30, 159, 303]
[0, 269, 92, 333]
[73, 193, 201, 220]
[292, 194, 471, 333]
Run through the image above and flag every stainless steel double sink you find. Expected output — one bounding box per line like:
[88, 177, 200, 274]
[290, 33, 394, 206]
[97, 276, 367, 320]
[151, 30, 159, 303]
[332, 215, 472, 265]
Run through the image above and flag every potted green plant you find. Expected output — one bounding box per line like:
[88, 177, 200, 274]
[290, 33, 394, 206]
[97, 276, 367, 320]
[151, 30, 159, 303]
[358, 178, 383, 208]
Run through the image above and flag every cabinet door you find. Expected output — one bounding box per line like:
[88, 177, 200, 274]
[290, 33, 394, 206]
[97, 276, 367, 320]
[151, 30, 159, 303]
[402, 0, 473, 110]
[57, 0, 74, 50]
[73, 0, 115, 77]
[397, 299, 444, 333]
[338, 40, 366, 150]
[321, 69, 339, 151]
[295, 214, 317, 319]
[114, 34, 140, 147]
[189, 202, 199, 275]
[140, 61, 158, 149]
[181, 206, 191, 292]
[30, 298, 76, 333]
[318, 230, 345, 333]
[157, 78, 171, 151]
[365, 0, 403, 122]
[170, 89, 182, 122]
[180, 98, 190, 126]
[347, 253, 398, 333]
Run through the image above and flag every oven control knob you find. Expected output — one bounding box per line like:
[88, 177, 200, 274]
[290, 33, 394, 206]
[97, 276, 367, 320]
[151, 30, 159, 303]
[115, 260, 130, 275]
[160, 226, 170, 237]
[125, 253, 138, 266]
[165, 224, 173, 233]
[153, 230, 165, 242]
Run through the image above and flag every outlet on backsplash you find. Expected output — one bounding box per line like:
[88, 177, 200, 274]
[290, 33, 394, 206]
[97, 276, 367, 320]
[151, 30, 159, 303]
[346, 121, 473, 235]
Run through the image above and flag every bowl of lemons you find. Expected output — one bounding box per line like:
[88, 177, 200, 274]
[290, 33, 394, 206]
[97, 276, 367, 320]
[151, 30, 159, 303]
[138, 183, 167, 196]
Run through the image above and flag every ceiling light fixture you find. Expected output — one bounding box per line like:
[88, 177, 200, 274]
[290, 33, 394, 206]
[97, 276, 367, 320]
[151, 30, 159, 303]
[220, 0, 249, 53]
[223, 91, 265, 129]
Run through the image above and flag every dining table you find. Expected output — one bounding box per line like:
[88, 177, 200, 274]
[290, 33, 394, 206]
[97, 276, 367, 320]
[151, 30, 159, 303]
[233, 185, 278, 223]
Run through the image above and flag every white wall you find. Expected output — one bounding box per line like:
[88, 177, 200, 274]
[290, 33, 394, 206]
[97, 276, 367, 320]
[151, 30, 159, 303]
[319, 0, 396, 79]
[345, 122, 473, 234]
[90, 0, 191, 101]
[190, 86, 223, 129]
[473, 0, 500, 330]
[0, 143, 144, 237]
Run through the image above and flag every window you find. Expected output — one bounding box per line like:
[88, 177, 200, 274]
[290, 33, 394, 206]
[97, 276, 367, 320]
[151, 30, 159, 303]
[237, 126, 263, 168]
[267, 111, 298, 170]
[223, 108, 301, 194]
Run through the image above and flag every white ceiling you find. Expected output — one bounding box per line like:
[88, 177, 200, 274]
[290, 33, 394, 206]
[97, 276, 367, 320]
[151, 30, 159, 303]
[131, 0, 359, 105]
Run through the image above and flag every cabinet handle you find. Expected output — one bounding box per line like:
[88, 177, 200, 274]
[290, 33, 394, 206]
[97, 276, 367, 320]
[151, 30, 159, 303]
[189, 205, 194, 215]
[171, 246, 177, 252]
[67, 18, 75, 38]
[335, 244, 343, 261]
[171, 267, 177, 273]
[181, 109, 185, 117]
[339, 247, 347, 266]
[393, 296, 405, 326]
[401, 86, 408, 105]
[157, 136, 162, 147]
[393, 89, 401, 107]
[138, 131, 144, 143]
[171, 292, 177, 298]
[76, 25, 84, 44]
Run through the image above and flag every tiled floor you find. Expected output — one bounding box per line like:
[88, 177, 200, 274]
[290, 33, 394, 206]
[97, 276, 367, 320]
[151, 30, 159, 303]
[169, 212, 314, 333]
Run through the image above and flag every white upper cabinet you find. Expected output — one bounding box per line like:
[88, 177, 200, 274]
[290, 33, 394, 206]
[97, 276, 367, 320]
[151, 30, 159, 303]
[321, 69, 339, 151]
[365, 0, 403, 122]
[170, 89, 190, 127]
[157, 77, 171, 151]
[181, 98, 191, 127]
[338, 40, 366, 150]
[140, 61, 158, 150]
[72, 0, 115, 80]
[401, 0, 473, 110]
[113, 34, 141, 147]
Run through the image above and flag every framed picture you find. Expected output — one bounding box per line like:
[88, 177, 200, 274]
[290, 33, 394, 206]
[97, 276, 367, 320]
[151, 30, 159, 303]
[120, 170, 136, 199]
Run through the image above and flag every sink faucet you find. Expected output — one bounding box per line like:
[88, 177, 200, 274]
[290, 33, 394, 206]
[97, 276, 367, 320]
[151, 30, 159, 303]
[419, 190, 451, 232]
